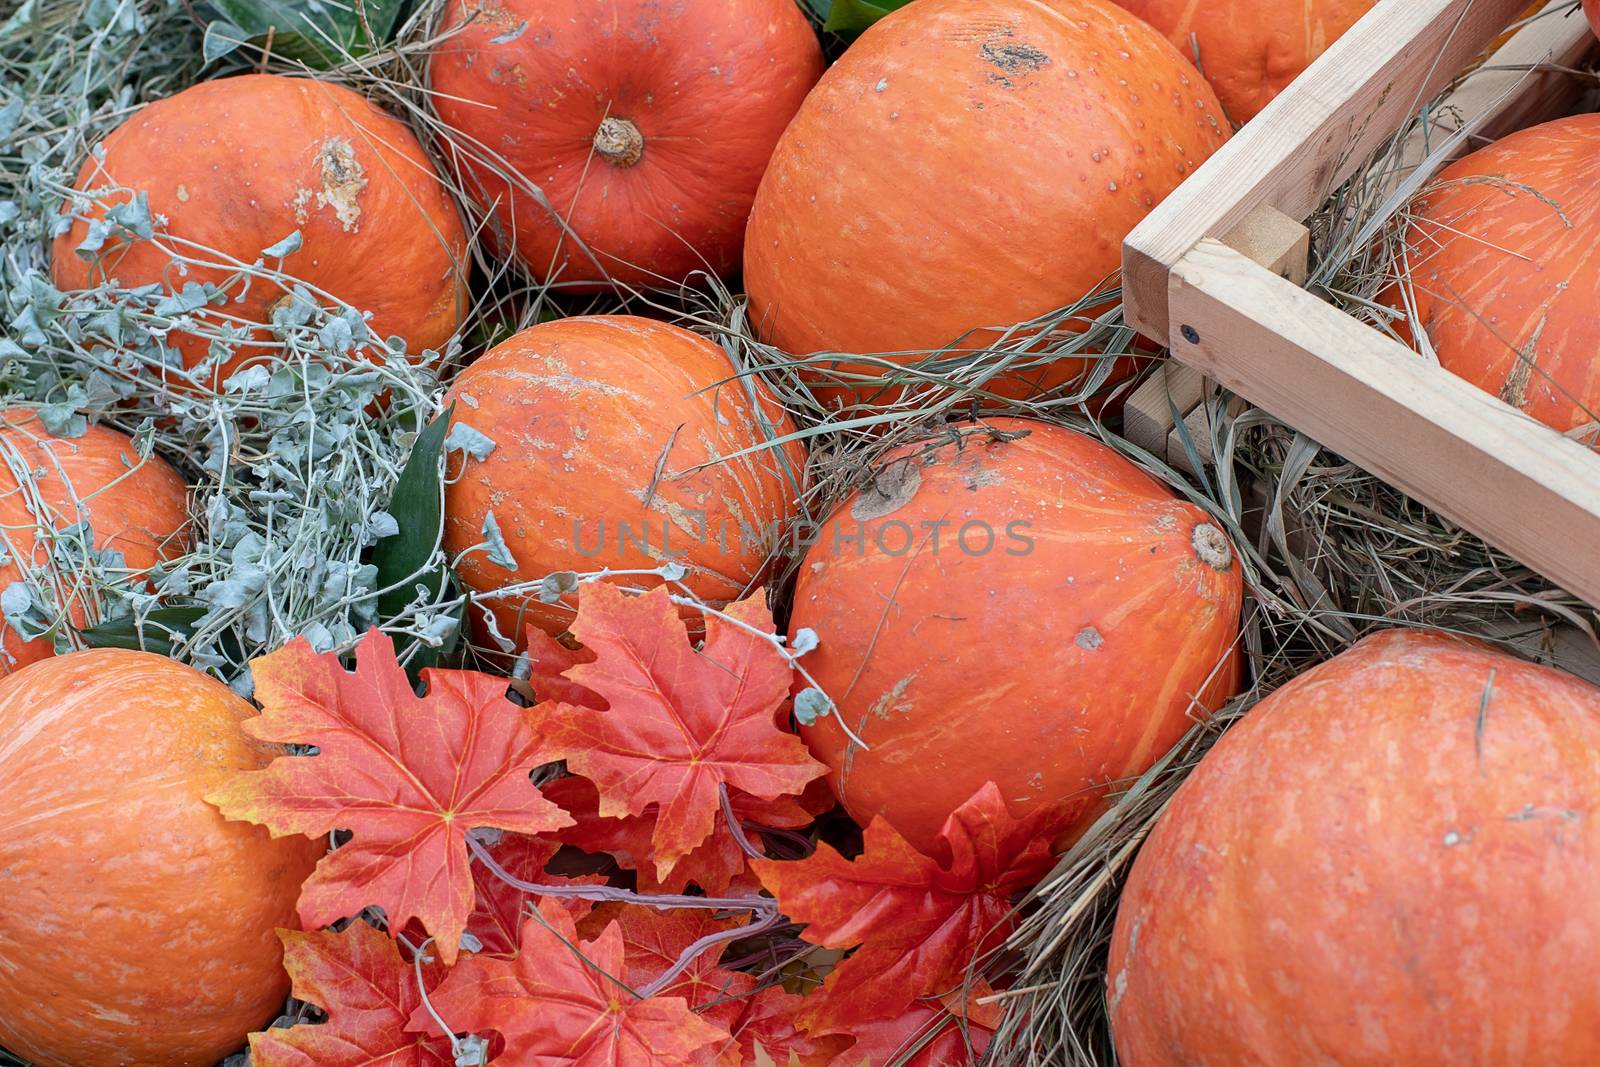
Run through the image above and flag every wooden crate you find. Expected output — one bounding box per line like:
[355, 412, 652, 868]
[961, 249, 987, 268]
[1120, 0, 1600, 607]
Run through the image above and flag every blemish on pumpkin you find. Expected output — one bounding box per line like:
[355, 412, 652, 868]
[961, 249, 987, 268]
[175, 184, 189, 203]
[311, 138, 367, 233]
[1076, 627, 1104, 651]
[852, 462, 921, 520]
[868, 674, 917, 721]
[981, 39, 1049, 75]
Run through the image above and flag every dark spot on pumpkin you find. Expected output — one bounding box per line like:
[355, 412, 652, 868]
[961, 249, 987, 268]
[1076, 627, 1104, 651]
[982, 39, 1049, 75]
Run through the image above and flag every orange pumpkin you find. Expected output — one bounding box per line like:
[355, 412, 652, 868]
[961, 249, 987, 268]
[52, 74, 468, 387]
[1112, 0, 1374, 123]
[0, 408, 190, 673]
[0, 649, 324, 1067]
[443, 316, 806, 642]
[743, 0, 1227, 409]
[1117, 1, 1547, 125]
[789, 418, 1242, 854]
[1108, 629, 1600, 1064]
[1589, 0, 1599, 39]
[1382, 115, 1600, 435]
[428, 0, 822, 288]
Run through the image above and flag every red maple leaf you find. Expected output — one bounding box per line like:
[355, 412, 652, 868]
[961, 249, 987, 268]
[465, 831, 604, 957]
[207, 629, 572, 964]
[527, 583, 826, 876]
[581, 902, 759, 1033]
[752, 782, 1058, 1028]
[544, 774, 817, 895]
[828, 1001, 996, 1067]
[727, 987, 855, 1066]
[249, 921, 452, 1067]
[524, 626, 600, 707]
[413, 900, 732, 1065]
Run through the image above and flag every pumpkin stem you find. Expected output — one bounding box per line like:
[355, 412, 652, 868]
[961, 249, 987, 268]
[1191, 523, 1233, 571]
[593, 117, 644, 167]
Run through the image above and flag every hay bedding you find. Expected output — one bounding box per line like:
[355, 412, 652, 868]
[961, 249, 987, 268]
[0, 1, 1594, 1063]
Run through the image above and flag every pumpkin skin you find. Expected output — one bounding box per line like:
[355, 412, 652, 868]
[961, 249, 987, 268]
[0, 649, 324, 1067]
[428, 0, 823, 288]
[790, 418, 1242, 854]
[743, 0, 1227, 408]
[0, 408, 190, 673]
[1589, 0, 1599, 39]
[51, 74, 468, 386]
[442, 316, 805, 641]
[1113, 0, 1373, 123]
[1107, 629, 1600, 1065]
[1381, 115, 1600, 435]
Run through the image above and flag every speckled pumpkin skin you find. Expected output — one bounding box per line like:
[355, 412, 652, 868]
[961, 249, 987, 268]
[51, 74, 468, 387]
[1109, 629, 1600, 1065]
[442, 316, 805, 641]
[790, 418, 1242, 854]
[428, 0, 823, 287]
[0, 649, 324, 1067]
[1381, 115, 1600, 435]
[743, 0, 1227, 407]
[0, 409, 191, 673]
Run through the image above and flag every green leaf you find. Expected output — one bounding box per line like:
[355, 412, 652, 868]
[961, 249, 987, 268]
[821, 0, 910, 33]
[74, 606, 241, 661]
[371, 406, 460, 674]
[203, 0, 406, 68]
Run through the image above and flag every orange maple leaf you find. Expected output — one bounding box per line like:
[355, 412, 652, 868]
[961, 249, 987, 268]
[752, 782, 1058, 1029]
[207, 629, 572, 964]
[527, 583, 826, 876]
[249, 921, 452, 1067]
[413, 900, 732, 1065]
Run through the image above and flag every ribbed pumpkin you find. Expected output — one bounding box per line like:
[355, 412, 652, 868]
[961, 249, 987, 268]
[790, 418, 1242, 854]
[1382, 115, 1600, 435]
[443, 316, 805, 642]
[52, 74, 468, 387]
[1108, 629, 1600, 1065]
[1112, 0, 1373, 122]
[428, 0, 822, 288]
[743, 0, 1227, 409]
[0, 408, 190, 673]
[0, 649, 324, 1067]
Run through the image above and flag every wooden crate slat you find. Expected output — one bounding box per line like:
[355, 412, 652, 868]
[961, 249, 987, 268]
[1125, 0, 1547, 341]
[1168, 239, 1600, 608]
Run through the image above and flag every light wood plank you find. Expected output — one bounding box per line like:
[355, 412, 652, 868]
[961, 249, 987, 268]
[1124, 0, 1549, 342]
[1167, 240, 1600, 608]
[1124, 362, 1206, 465]
[1221, 206, 1310, 285]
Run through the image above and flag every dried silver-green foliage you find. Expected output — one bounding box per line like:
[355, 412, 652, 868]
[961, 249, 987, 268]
[0, 0, 460, 690]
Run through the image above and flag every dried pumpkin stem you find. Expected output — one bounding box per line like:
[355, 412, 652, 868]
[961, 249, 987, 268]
[592, 116, 644, 167]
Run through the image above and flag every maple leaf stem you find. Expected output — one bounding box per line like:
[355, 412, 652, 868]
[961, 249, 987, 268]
[466, 834, 775, 914]
[465, 834, 786, 1006]
[635, 907, 785, 1000]
[719, 783, 766, 862]
[412, 936, 478, 1065]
